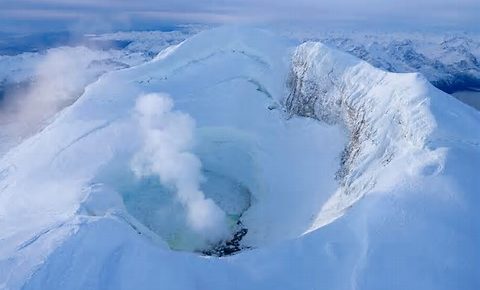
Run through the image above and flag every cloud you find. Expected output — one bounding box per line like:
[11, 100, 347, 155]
[131, 93, 229, 245]
[0, 0, 479, 33]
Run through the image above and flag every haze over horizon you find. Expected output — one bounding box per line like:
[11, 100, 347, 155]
[0, 0, 479, 34]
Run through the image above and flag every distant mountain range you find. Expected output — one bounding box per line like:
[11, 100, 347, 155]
[284, 30, 480, 93]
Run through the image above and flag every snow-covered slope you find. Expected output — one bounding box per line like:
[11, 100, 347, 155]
[0, 47, 136, 153]
[283, 30, 480, 93]
[0, 27, 479, 290]
[86, 25, 204, 58]
[0, 30, 193, 155]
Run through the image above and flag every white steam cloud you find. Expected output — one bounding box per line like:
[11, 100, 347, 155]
[0, 46, 112, 153]
[131, 93, 229, 243]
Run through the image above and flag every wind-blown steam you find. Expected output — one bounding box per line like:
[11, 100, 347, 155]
[0, 46, 114, 154]
[131, 93, 229, 244]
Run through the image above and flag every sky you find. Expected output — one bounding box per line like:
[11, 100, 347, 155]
[0, 0, 479, 34]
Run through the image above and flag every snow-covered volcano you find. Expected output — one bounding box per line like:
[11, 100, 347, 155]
[0, 27, 479, 290]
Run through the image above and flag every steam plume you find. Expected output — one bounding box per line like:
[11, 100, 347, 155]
[131, 93, 229, 244]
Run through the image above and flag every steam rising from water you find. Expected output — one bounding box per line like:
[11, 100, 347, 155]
[131, 93, 229, 244]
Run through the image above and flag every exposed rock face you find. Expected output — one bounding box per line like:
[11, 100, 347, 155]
[285, 42, 436, 226]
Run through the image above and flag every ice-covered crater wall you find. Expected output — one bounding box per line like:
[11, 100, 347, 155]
[1, 27, 479, 290]
[285, 42, 442, 229]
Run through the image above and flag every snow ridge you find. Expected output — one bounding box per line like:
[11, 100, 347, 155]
[282, 29, 480, 93]
[285, 42, 438, 228]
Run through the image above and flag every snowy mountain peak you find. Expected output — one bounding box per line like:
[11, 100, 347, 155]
[1, 27, 479, 290]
